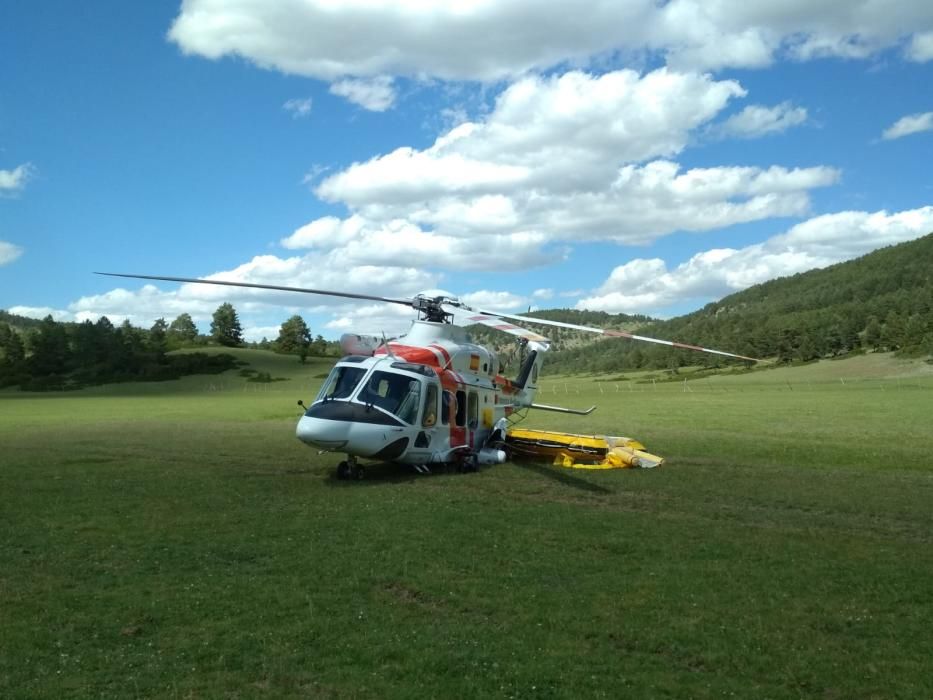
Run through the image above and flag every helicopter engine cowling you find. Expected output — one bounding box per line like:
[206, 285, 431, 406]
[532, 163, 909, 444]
[339, 333, 382, 357]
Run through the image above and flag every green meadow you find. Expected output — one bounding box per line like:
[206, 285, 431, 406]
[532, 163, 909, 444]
[2, 351, 933, 698]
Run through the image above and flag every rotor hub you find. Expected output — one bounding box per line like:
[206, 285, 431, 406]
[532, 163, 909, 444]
[412, 293, 455, 323]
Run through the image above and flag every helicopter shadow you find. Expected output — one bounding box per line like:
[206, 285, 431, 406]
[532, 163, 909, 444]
[319, 459, 615, 493]
[510, 460, 614, 494]
[322, 460, 458, 487]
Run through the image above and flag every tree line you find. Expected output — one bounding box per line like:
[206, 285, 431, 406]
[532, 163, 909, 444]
[0, 303, 338, 391]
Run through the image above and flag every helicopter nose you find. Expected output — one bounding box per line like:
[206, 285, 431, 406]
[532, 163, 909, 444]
[296, 415, 349, 449]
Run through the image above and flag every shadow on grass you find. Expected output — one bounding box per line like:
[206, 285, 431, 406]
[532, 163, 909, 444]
[323, 460, 452, 486]
[511, 460, 614, 494]
[303, 458, 617, 492]
[208, 458, 616, 495]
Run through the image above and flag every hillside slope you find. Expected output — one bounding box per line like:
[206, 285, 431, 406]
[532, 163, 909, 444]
[465, 308, 652, 358]
[541, 233, 933, 374]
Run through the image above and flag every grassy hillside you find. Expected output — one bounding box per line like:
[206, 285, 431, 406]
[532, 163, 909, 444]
[465, 308, 652, 363]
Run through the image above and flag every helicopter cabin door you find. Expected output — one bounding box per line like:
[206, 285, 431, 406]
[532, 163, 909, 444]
[407, 379, 440, 461]
[450, 388, 480, 450]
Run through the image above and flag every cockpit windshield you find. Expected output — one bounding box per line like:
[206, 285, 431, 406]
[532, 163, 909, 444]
[357, 371, 422, 424]
[315, 365, 366, 402]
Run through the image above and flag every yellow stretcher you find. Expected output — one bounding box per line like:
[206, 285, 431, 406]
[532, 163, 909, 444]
[505, 428, 664, 470]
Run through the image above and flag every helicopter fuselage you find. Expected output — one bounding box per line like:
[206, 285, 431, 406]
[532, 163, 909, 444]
[296, 320, 543, 468]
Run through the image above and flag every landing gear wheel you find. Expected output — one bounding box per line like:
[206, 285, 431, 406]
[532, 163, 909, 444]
[336, 461, 350, 480]
[459, 455, 479, 473]
[351, 464, 365, 480]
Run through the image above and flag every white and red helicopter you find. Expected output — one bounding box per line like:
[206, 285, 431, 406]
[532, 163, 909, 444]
[98, 273, 756, 478]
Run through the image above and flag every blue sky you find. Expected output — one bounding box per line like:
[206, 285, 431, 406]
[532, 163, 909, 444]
[2, 1, 932, 340]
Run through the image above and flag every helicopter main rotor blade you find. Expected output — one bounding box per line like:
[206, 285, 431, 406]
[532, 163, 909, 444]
[462, 305, 759, 363]
[94, 272, 415, 308]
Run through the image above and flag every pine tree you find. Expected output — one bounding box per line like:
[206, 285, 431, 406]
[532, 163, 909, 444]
[276, 315, 312, 360]
[1, 326, 25, 366]
[168, 313, 198, 345]
[864, 317, 882, 350]
[211, 303, 243, 347]
[149, 318, 168, 359]
[27, 315, 71, 377]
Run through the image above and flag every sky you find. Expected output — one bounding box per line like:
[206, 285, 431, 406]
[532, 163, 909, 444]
[2, 0, 933, 342]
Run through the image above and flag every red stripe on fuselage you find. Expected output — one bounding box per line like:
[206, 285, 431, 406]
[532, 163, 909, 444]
[374, 343, 442, 367]
[429, 343, 452, 367]
[493, 374, 518, 395]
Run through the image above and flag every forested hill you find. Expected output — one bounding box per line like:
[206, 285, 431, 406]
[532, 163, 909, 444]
[541, 233, 933, 374]
[0, 310, 45, 331]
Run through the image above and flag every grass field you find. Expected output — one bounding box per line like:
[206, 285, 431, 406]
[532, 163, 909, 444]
[2, 351, 933, 698]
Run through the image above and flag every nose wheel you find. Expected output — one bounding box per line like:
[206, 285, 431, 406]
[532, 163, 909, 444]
[458, 453, 479, 473]
[336, 458, 364, 480]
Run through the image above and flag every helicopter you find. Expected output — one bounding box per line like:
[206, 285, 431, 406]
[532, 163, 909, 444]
[97, 273, 757, 479]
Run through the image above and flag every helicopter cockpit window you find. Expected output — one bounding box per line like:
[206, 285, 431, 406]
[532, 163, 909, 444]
[316, 365, 366, 402]
[358, 370, 422, 424]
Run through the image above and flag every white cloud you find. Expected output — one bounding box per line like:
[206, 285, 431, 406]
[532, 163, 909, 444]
[577, 206, 933, 315]
[655, 2, 933, 70]
[282, 215, 559, 271]
[280, 215, 365, 250]
[291, 68, 837, 269]
[0, 163, 36, 195]
[57, 254, 440, 334]
[907, 31, 933, 61]
[461, 290, 529, 311]
[168, 1, 651, 81]
[242, 325, 281, 343]
[532, 288, 554, 300]
[329, 76, 396, 111]
[282, 97, 312, 118]
[7, 306, 76, 322]
[301, 164, 330, 186]
[882, 112, 933, 140]
[323, 302, 417, 337]
[715, 102, 808, 139]
[254, 68, 845, 285]
[169, 1, 933, 81]
[0, 241, 24, 266]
